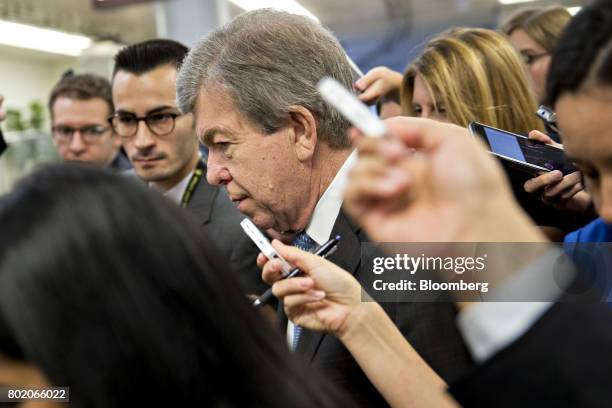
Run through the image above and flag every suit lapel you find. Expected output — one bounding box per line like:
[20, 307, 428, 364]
[186, 160, 218, 225]
[296, 210, 364, 360]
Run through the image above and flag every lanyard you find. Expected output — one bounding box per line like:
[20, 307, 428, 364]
[180, 160, 205, 208]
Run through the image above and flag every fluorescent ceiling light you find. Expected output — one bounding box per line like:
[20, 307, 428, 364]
[498, 0, 536, 4]
[0, 20, 92, 56]
[567, 6, 581, 15]
[227, 0, 319, 22]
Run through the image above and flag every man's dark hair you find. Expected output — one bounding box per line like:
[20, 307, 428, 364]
[113, 39, 189, 77]
[48, 71, 113, 118]
[0, 164, 347, 408]
[546, 0, 612, 106]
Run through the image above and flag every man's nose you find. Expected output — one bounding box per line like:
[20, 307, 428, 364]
[206, 150, 232, 186]
[133, 121, 156, 150]
[68, 131, 86, 153]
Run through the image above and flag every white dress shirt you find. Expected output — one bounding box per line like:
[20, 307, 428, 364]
[155, 170, 194, 205]
[287, 150, 357, 347]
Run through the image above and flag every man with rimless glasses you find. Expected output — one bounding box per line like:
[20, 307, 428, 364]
[49, 72, 131, 170]
[110, 39, 263, 293]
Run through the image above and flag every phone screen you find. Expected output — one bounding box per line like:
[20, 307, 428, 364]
[480, 126, 575, 174]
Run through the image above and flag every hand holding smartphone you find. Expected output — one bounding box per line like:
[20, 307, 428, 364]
[469, 122, 576, 176]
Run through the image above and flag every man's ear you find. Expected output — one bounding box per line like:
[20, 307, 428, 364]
[288, 105, 317, 162]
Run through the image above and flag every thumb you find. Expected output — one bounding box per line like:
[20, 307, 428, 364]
[528, 130, 553, 145]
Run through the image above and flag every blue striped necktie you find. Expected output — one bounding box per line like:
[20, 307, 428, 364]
[291, 231, 317, 350]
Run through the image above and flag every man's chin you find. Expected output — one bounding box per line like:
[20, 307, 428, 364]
[134, 168, 171, 183]
[65, 158, 94, 165]
[246, 211, 277, 232]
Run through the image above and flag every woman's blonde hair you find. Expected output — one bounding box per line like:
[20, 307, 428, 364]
[401, 27, 544, 134]
[500, 6, 572, 54]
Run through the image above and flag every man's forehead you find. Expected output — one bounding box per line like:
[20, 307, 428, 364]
[52, 97, 110, 123]
[53, 96, 108, 112]
[194, 88, 254, 141]
[113, 68, 178, 106]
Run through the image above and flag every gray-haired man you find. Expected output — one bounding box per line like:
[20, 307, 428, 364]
[177, 9, 473, 406]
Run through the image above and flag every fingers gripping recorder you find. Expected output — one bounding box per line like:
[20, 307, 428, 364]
[240, 218, 293, 276]
[241, 217, 342, 308]
[317, 77, 388, 138]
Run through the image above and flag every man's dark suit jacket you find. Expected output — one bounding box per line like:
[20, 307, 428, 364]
[184, 160, 265, 294]
[283, 210, 475, 407]
[124, 159, 264, 294]
[449, 290, 612, 407]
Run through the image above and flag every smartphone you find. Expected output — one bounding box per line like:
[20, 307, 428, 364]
[240, 218, 293, 276]
[0, 128, 6, 157]
[469, 122, 576, 175]
[317, 76, 387, 138]
[535, 105, 559, 133]
[536, 105, 557, 125]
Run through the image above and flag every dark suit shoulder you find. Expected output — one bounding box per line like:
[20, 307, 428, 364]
[449, 301, 612, 407]
[186, 164, 263, 294]
[302, 210, 474, 406]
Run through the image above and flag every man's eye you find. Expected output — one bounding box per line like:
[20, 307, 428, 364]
[85, 126, 106, 135]
[149, 113, 173, 123]
[217, 142, 230, 151]
[56, 126, 72, 135]
[119, 116, 137, 124]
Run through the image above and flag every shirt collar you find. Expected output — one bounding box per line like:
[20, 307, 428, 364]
[305, 150, 357, 245]
[160, 170, 194, 205]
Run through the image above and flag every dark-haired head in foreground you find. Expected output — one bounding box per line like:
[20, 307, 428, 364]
[545, 0, 612, 224]
[0, 165, 344, 407]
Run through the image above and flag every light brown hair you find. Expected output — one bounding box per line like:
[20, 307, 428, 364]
[401, 27, 544, 134]
[500, 6, 572, 54]
[48, 72, 113, 119]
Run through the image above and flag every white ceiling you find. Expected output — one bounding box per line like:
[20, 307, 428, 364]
[0, 0, 157, 44]
[0, 0, 587, 45]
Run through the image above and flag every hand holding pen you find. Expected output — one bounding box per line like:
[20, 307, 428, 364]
[259, 238, 365, 337]
[253, 235, 341, 307]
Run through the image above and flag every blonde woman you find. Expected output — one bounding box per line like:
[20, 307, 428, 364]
[358, 28, 591, 234]
[400, 27, 544, 134]
[358, 28, 543, 134]
[501, 6, 572, 103]
[399, 28, 583, 235]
